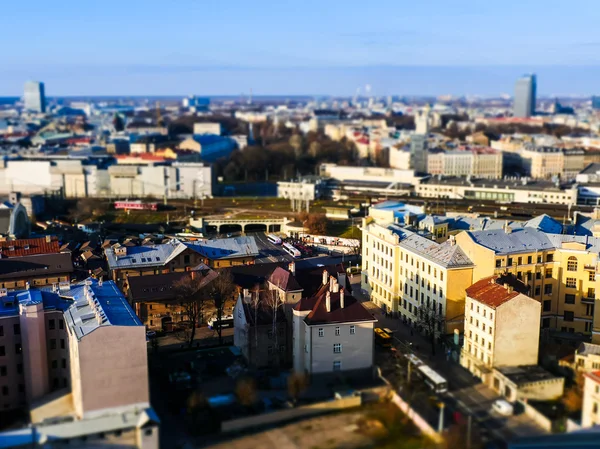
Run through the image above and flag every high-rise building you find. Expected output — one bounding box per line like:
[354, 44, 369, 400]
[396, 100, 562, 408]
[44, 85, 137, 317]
[514, 74, 536, 118]
[410, 134, 428, 173]
[592, 96, 600, 110]
[23, 81, 46, 113]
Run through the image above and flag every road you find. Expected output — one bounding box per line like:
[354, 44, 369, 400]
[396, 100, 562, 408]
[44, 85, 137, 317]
[351, 277, 547, 447]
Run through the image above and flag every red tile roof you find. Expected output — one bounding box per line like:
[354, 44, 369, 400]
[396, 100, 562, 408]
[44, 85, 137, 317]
[0, 237, 60, 258]
[585, 371, 600, 384]
[268, 266, 303, 292]
[466, 274, 530, 309]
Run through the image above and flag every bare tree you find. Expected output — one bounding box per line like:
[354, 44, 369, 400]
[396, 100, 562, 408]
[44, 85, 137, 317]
[208, 270, 237, 345]
[287, 372, 308, 405]
[173, 272, 215, 348]
[415, 302, 445, 356]
[263, 287, 283, 369]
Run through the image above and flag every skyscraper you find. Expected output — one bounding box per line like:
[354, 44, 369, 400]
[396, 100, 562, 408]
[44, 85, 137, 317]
[23, 81, 46, 113]
[514, 74, 536, 118]
[592, 96, 600, 110]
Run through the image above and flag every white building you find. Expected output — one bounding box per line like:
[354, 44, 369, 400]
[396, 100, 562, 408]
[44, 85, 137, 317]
[193, 122, 222, 135]
[320, 164, 419, 186]
[582, 371, 600, 428]
[293, 271, 376, 379]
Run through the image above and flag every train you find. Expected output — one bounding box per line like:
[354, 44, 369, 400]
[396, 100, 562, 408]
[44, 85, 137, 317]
[114, 200, 158, 211]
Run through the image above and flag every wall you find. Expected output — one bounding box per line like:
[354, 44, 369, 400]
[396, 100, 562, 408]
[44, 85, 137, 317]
[221, 394, 361, 433]
[582, 375, 600, 427]
[495, 295, 541, 367]
[520, 400, 553, 432]
[309, 321, 374, 374]
[455, 232, 496, 282]
[20, 301, 49, 403]
[73, 326, 149, 418]
[0, 314, 24, 410]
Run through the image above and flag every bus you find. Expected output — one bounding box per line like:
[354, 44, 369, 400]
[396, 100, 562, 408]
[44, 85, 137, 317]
[374, 328, 392, 348]
[417, 365, 448, 394]
[267, 234, 282, 245]
[282, 242, 301, 258]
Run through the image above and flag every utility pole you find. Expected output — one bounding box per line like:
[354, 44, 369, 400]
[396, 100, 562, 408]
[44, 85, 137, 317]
[466, 415, 472, 449]
[437, 401, 445, 433]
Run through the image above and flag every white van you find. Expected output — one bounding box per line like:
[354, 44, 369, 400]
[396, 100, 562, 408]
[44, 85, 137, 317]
[491, 399, 514, 416]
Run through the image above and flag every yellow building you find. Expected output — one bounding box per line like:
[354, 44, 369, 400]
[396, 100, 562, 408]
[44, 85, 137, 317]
[361, 219, 473, 333]
[456, 227, 600, 337]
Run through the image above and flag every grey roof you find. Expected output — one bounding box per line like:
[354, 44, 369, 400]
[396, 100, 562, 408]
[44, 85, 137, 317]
[389, 225, 473, 268]
[496, 365, 561, 386]
[105, 240, 187, 270]
[579, 163, 600, 175]
[58, 278, 142, 340]
[184, 236, 259, 260]
[523, 214, 564, 235]
[577, 342, 600, 356]
[448, 216, 523, 232]
[546, 234, 600, 254]
[467, 228, 555, 255]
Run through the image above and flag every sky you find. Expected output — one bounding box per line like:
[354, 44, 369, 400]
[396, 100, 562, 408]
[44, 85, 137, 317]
[2, 0, 600, 96]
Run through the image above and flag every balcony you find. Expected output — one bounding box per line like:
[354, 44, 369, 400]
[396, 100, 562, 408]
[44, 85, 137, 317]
[584, 264, 597, 271]
[582, 297, 596, 304]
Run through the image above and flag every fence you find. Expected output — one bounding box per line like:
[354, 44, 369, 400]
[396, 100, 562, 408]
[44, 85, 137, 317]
[221, 395, 362, 433]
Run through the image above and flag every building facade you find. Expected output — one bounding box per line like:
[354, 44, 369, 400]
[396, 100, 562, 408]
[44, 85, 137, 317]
[24, 81, 46, 113]
[514, 74, 536, 118]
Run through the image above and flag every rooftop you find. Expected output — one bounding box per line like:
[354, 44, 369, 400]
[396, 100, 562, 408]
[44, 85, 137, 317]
[420, 175, 574, 192]
[268, 266, 303, 292]
[467, 227, 554, 255]
[0, 252, 73, 280]
[0, 237, 59, 257]
[466, 274, 531, 309]
[496, 365, 561, 386]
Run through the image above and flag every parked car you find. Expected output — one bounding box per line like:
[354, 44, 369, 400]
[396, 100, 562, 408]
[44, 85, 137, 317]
[491, 399, 514, 416]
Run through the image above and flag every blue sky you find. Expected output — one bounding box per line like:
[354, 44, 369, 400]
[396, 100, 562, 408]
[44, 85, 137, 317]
[1, 0, 600, 96]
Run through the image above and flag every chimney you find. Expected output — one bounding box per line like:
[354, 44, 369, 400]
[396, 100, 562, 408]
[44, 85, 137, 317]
[288, 262, 295, 275]
[25, 281, 30, 291]
[329, 276, 336, 292]
[340, 288, 345, 309]
[45, 235, 51, 243]
[332, 278, 339, 293]
[326, 291, 331, 312]
[322, 269, 328, 286]
[190, 270, 196, 280]
[449, 235, 456, 246]
[98, 276, 103, 287]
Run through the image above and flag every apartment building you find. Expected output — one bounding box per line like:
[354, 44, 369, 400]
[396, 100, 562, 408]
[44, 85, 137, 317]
[0, 278, 158, 447]
[582, 371, 600, 427]
[361, 219, 473, 333]
[106, 237, 259, 289]
[574, 342, 600, 372]
[461, 274, 541, 381]
[456, 227, 600, 337]
[427, 147, 503, 179]
[293, 272, 376, 380]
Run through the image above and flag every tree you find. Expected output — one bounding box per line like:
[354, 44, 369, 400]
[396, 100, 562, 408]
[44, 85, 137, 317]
[262, 287, 283, 370]
[235, 377, 257, 408]
[415, 302, 445, 356]
[208, 270, 238, 345]
[563, 372, 584, 413]
[287, 372, 308, 405]
[309, 141, 321, 158]
[289, 134, 304, 157]
[173, 272, 214, 348]
[305, 214, 328, 235]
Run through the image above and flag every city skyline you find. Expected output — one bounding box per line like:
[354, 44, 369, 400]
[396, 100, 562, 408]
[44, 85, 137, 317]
[2, 0, 600, 96]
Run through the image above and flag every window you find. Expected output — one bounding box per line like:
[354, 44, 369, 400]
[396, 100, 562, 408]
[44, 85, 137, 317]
[566, 278, 577, 288]
[333, 343, 342, 353]
[527, 256, 532, 264]
[495, 259, 502, 268]
[59, 320, 64, 330]
[590, 272, 596, 282]
[318, 328, 325, 337]
[333, 361, 342, 371]
[52, 360, 57, 369]
[565, 294, 576, 305]
[536, 272, 541, 280]
[545, 269, 552, 279]
[0, 346, 5, 357]
[304, 344, 308, 353]
[15, 344, 22, 355]
[49, 319, 55, 330]
[13, 324, 20, 335]
[588, 288, 596, 299]
[184, 255, 190, 264]
[0, 366, 6, 377]
[518, 257, 522, 265]
[546, 254, 554, 262]
[335, 327, 340, 336]
[507, 257, 513, 266]
[594, 402, 598, 414]
[567, 257, 578, 272]
[350, 325, 356, 335]
[61, 358, 66, 369]
[0, 326, 3, 337]
[564, 311, 574, 322]
[534, 286, 541, 296]
[544, 285, 552, 295]
[50, 339, 56, 350]
[543, 300, 552, 312]
[2, 386, 7, 396]
[16, 364, 22, 374]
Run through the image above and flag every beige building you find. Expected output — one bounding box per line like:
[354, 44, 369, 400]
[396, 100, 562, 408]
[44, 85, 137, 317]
[361, 218, 474, 334]
[193, 122, 222, 135]
[574, 342, 600, 372]
[461, 274, 541, 381]
[582, 371, 600, 427]
[293, 272, 376, 380]
[425, 147, 502, 179]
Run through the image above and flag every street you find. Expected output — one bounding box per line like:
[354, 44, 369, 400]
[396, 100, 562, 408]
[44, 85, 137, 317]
[350, 277, 547, 447]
